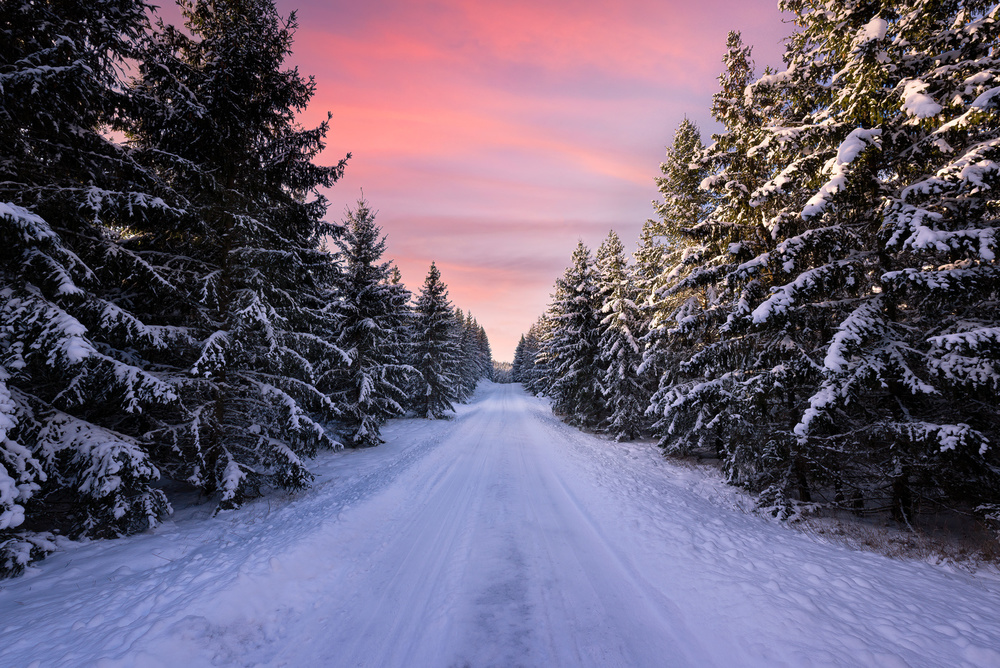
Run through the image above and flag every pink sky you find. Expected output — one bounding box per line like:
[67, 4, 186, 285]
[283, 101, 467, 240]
[210, 1, 793, 360]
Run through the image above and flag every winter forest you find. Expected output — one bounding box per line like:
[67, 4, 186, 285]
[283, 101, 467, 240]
[5, 0, 1000, 665]
[0, 0, 494, 575]
[515, 3, 1000, 534]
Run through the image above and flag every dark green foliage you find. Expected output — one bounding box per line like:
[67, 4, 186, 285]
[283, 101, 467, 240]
[639, 118, 710, 398]
[1, 0, 176, 567]
[454, 310, 493, 401]
[654, 5, 1000, 519]
[542, 242, 604, 428]
[1, 0, 502, 577]
[513, 321, 546, 394]
[413, 263, 461, 419]
[527, 4, 1000, 525]
[595, 231, 648, 441]
[125, 0, 349, 509]
[327, 201, 414, 447]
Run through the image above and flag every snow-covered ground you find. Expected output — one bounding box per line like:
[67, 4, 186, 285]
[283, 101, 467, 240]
[2, 382, 1000, 667]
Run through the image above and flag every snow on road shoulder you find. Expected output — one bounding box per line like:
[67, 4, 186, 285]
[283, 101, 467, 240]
[0, 408, 461, 668]
[2, 382, 1000, 668]
[517, 390, 1000, 667]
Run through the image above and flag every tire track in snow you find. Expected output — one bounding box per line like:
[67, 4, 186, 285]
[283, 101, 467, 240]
[3, 383, 1000, 667]
[0, 413, 459, 667]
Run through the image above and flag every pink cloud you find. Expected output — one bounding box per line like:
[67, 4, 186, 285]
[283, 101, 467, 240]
[274, 0, 793, 360]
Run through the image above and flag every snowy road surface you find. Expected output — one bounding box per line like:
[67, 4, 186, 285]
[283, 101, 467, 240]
[2, 383, 1000, 667]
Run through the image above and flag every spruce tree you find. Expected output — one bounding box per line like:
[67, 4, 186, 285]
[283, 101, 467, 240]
[413, 263, 460, 419]
[640, 119, 710, 409]
[512, 335, 528, 382]
[633, 219, 668, 317]
[1, 0, 177, 571]
[454, 309, 478, 402]
[458, 314, 493, 392]
[647, 31, 776, 470]
[749, 0, 1000, 518]
[472, 319, 493, 383]
[653, 117, 712, 247]
[543, 242, 603, 428]
[513, 322, 546, 393]
[386, 264, 416, 381]
[654, 4, 1000, 519]
[327, 201, 414, 447]
[126, 0, 349, 509]
[520, 320, 548, 395]
[596, 231, 647, 441]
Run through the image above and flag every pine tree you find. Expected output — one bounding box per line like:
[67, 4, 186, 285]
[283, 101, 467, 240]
[475, 321, 494, 382]
[327, 201, 414, 447]
[653, 118, 712, 247]
[647, 31, 776, 470]
[633, 219, 668, 315]
[595, 231, 647, 441]
[543, 242, 604, 428]
[1, 0, 177, 572]
[446, 310, 492, 402]
[413, 263, 461, 419]
[653, 4, 1000, 519]
[513, 322, 546, 392]
[386, 264, 416, 379]
[126, 0, 349, 509]
[454, 309, 478, 402]
[520, 319, 548, 395]
[462, 315, 493, 390]
[471, 319, 491, 383]
[640, 119, 710, 404]
[746, 0, 1000, 518]
[512, 335, 528, 382]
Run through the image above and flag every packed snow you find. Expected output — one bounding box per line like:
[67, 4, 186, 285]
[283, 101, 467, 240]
[901, 80, 943, 119]
[855, 16, 888, 45]
[2, 382, 1000, 667]
[801, 128, 882, 219]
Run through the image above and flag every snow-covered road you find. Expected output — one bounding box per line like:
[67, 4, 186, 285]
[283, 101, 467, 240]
[2, 382, 1000, 667]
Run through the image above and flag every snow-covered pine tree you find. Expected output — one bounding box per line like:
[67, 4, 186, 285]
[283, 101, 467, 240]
[520, 319, 548, 395]
[325, 201, 414, 447]
[474, 321, 494, 382]
[654, 4, 1000, 519]
[454, 309, 478, 402]
[126, 0, 349, 509]
[386, 264, 416, 378]
[595, 231, 647, 441]
[1, 0, 179, 572]
[512, 335, 528, 382]
[647, 31, 780, 470]
[653, 118, 713, 244]
[640, 119, 711, 413]
[465, 316, 493, 387]
[413, 263, 461, 418]
[388, 264, 424, 411]
[543, 241, 604, 428]
[729, 0, 1000, 518]
[633, 220, 668, 318]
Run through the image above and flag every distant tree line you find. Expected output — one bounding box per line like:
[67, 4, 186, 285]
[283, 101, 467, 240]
[0, 0, 492, 575]
[515, 2, 1000, 527]
[492, 361, 514, 384]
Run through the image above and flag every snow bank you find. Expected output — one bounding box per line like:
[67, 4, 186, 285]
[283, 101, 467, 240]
[1, 384, 999, 667]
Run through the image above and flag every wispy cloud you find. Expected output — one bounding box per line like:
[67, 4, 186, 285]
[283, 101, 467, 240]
[276, 0, 791, 359]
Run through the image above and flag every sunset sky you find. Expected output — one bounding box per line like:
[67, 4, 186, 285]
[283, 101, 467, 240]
[182, 0, 793, 360]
